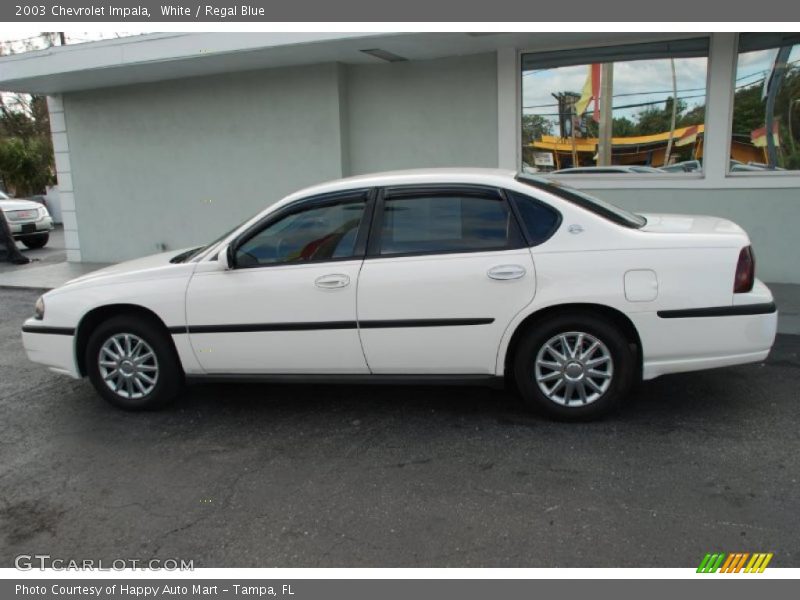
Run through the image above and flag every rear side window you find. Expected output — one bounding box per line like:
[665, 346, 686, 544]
[507, 190, 561, 245]
[378, 194, 521, 256]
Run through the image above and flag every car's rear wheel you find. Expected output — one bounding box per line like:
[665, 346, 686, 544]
[86, 315, 183, 410]
[21, 233, 49, 249]
[513, 313, 635, 421]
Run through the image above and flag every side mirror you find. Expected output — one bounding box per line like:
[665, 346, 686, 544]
[218, 243, 235, 270]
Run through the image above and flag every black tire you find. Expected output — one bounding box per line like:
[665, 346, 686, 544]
[513, 312, 635, 421]
[21, 233, 49, 249]
[85, 315, 183, 410]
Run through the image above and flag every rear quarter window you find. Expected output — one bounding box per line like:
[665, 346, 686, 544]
[506, 190, 561, 246]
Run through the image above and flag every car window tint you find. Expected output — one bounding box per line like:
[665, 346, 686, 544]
[379, 195, 515, 256]
[506, 190, 560, 245]
[236, 201, 365, 267]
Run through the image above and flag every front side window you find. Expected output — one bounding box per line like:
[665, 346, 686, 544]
[378, 194, 520, 256]
[236, 201, 366, 268]
[731, 33, 800, 173]
[521, 38, 709, 174]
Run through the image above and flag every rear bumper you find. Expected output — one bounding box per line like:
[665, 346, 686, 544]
[635, 300, 777, 380]
[21, 321, 80, 379]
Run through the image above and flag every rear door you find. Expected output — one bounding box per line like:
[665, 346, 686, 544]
[356, 185, 536, 375]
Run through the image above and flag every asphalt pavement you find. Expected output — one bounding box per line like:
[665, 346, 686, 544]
[1, 287, 798, 568]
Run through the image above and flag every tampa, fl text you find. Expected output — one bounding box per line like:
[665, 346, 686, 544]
[17, 584, 296, 597]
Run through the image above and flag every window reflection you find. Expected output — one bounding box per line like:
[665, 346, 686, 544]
[521, 46, 708, 174]
[732, 34, 800, 172]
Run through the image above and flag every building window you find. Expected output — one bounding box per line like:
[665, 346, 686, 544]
[730, 33, 800, 174]
[520, 38, 709, 175]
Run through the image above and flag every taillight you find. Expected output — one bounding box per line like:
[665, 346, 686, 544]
[734, 246, 755, 293]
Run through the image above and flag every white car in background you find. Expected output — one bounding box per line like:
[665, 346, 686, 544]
[0, 190, 55, 248]
[21, 169, 777, 420]
[551, 166, 663, 175]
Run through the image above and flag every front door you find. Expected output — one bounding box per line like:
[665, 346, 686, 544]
[356, 186, 536, 374]
[185, 191, 372, 374]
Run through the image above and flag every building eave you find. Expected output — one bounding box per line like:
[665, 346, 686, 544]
[0, 31, 704, 94]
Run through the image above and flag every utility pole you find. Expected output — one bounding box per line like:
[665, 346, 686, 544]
[765, 45, 792, 168]
[663, 58, 678, 167]
[597, 63, 614, 166]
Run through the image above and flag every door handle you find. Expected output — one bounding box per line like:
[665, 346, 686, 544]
[315, 274, 350, 289]
[487, 264, 526, 280]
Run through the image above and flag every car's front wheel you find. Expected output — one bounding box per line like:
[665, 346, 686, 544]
[513, 313, 635, 420]
[21, 233, 49, 249]
[86, 315, 183, 410]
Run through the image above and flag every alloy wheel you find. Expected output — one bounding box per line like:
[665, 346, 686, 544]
[98, 333, 159, 399]
[534, 331, 614, 406]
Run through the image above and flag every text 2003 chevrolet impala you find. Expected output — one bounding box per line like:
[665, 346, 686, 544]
[21, 169, 777, 419]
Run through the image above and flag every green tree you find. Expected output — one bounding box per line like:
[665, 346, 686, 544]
[611, 116, 637, 137]
[0, 97, 54, 196]
[0, 137, 54, 196]
[679, 104, 705, 128]
[0, 35, 56, 196]
[731, 84, 764, 136]
[634, 97, 688, 136]
[521, 114, 553, 144]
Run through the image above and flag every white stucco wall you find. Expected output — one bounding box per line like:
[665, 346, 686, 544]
[63, 63, 347, 263]
[344, 53, 498, 175]
[62, 54, 501, 263]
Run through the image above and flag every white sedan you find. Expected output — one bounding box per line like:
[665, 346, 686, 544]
[0, 190, 55, 248]
[21, 169, 777, 419]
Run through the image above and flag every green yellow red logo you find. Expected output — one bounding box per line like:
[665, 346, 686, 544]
[697, 553, 773, 573]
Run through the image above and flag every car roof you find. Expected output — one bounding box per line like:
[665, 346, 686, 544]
[276, 168, 520, 208]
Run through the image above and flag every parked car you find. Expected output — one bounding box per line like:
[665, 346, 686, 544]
[551, 166, 662, 174]
[730, 160, 786, 173]
[0, 190, 54, 249]
[21, 169, 777, 420]
[659, 160, 702, 173]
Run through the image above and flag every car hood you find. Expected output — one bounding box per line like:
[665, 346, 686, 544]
[638, 213, 746, 236]
[59, 248, 197, 290]
[0, 198, 41, 212]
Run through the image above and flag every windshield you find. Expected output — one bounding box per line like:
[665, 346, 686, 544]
[171, 223, 243, 263]
[516, 175, 647, 229]
[172, 214, 263, 264]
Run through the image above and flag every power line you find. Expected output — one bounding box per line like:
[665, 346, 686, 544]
[523, 86, 707, 109]
[523, 57, 800, 112]
[524, 92, 707, 114]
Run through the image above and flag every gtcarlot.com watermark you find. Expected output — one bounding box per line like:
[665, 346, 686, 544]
[15, 554, 194, 571]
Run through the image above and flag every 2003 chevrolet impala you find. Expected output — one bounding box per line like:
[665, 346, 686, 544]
[21, 169, 777, 419]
